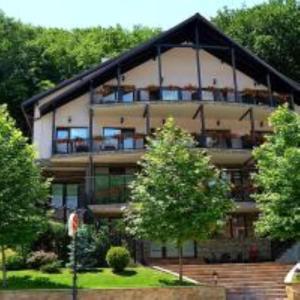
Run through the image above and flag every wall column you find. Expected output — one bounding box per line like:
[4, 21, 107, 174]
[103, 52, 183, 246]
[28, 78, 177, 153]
[157, 46, 163, 99]
[231, 48, 239, 102]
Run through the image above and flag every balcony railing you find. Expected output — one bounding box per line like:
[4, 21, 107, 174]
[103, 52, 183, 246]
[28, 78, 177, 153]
[195, 132, 266, 150]
[92, 86, 291, 108]
[53, 131, 268, 155]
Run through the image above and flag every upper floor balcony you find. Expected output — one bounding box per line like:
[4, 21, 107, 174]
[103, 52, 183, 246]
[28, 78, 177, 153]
[91, 85, 292, 108]
[52, 130, 268, 155]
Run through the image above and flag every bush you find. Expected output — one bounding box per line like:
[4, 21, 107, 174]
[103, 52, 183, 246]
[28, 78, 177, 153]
[6, 254, 26, 270]
[106, 246, 130, 272]
[40, 261, 62, 273]
[27, 251, 58, 269]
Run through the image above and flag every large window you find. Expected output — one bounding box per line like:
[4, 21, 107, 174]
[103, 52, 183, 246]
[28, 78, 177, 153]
[51, 183, 79, 209]
[102, 128, 135, 150]
[55, 127, 89, 154]
[51, 184, 64, 208]
[95, 168, 135, 204]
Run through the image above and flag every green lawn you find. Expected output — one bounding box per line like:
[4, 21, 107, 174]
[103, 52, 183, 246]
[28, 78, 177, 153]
[0, 267, 193, 289]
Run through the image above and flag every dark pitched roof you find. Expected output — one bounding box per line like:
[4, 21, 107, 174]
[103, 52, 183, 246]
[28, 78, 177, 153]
[23, 13, 300, 115]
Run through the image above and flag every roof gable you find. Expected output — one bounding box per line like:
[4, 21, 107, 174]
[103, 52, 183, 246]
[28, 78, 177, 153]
[23, 13, 300, 114]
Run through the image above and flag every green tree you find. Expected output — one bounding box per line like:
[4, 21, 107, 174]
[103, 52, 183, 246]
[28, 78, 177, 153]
[213, 0, 300, 82]
[126, 118, 233, 281]
[68, 225, 97, 271]
[0, 10, 160, 131]
[253, 105, 300, 240]
[0, 105, 50, 287]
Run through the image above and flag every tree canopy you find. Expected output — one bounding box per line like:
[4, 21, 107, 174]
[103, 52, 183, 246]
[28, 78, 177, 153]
[0, 1, 299, 132]
[253, 105, 300, 240]
[126, 118, 233, 280]
[213, 0, 300, 83]
[0, 11, 160, 131]
[0, 104, 50, 286]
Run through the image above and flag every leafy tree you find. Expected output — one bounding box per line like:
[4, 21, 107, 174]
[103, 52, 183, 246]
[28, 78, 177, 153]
[0, 10, 160, 132]
[0, 105, 50, 287]
[68, 225, 97, 271]
[253, 105, 300, 240]
[126, 118, 233, 281]
[213, 0, 300, 82]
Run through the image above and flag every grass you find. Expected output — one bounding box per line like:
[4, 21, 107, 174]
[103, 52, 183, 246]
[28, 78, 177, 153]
[0, 267, 194, 290]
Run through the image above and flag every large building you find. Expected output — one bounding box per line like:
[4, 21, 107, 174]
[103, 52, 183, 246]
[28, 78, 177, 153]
[22, 14, 300, 263]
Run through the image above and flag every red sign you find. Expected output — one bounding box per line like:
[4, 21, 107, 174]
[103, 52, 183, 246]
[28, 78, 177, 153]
[68, 212, 79, 237]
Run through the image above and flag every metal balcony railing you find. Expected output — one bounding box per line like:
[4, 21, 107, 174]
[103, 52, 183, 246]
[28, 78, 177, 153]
[92, 86, 291, 108]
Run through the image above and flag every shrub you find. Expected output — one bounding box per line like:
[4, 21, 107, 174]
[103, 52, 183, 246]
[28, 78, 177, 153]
[68, 225, 97, 271]
[106, 246, 130, 272]
[27, 251, 58, 269]
[40, 261, 62, 274]
[6, 254, 26, 270]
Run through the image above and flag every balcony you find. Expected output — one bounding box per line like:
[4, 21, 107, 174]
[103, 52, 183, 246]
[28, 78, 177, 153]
[53, 131, 268, 156]
[92, 85, 291, 108]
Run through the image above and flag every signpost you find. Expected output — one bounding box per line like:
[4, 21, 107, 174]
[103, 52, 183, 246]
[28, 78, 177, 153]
[68, 212, 79, 300]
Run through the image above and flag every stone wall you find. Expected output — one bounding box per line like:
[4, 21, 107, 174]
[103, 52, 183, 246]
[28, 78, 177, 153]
[286, 284, 300, 300]
[144, 238, 272, 262]
[197, 238, 271, 262]
[0, 286, 226, 300]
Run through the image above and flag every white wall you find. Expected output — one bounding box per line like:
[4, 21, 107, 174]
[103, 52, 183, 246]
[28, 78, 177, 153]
[33, 46, 277, 159]
[105, 47, 265, 90]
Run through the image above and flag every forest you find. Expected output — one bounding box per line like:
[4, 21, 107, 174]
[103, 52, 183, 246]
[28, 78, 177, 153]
[0, 0, 299, 132]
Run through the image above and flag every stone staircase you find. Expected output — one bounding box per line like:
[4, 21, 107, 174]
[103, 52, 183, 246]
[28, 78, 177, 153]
[155, 262, 293, 300]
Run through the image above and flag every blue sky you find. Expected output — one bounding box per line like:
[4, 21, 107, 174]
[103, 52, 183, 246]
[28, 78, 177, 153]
[0, 0, 265, 29]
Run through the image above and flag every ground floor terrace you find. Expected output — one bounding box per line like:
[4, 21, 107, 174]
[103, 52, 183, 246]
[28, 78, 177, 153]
[43, 157, 291, 265]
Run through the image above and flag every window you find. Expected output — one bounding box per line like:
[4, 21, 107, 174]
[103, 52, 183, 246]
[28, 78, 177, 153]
[51, 184, 63, 208]
[122, 91, 134, 102]
[55, 128, 88, 154]
[102, 90, 118, 103]
[162, 89, 180, 101]
[102, 128, 135, 150]
[66, 184, 79, 209]
[51, 183, 79, 210]
[95, 168, 136, 204]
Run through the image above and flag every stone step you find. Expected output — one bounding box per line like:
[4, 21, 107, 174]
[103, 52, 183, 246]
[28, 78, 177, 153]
[155, 262, 293, 300]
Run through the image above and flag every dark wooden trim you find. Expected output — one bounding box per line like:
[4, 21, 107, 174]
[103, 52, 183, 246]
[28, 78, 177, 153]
[192, 104, 203, 119]
[195, 25, 202, 100]
[157, 46, 163, 99]
[159, 43, 230, 50]
[193, 241, 198, 258]
[266, 73, 273, 106]
[89, 81, 94, 151]
[51, 109, 56, 155]
[117, 65, 122, 101]
[143, 104, 150, 135]
[290, 92, 295, 110]
[231, 48, 238, 102]
[239, 108, 251, 121]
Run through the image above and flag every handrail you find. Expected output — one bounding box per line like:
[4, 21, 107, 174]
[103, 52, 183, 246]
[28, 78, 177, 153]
[92, 86, 291, 107]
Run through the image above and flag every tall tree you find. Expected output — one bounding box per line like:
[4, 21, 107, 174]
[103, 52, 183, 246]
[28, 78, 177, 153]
[0, 10, 160, 131]
[126, 118, 233, 281]
[0, 105, 50, 287]
[253, 105, 300, 240]
[213, 0, 300, 82]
